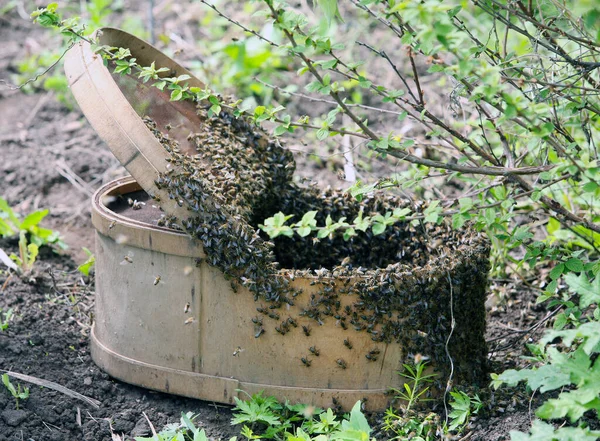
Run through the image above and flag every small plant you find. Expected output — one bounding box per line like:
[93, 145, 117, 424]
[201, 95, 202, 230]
[9, 231, 39, 274]
[0, 308, 14, 331]
[0, 197, 65, 249]
[77, 247, 96, 277]
[139, 398, 373, 441]
[0, 197, 66, 275]
[232, 392, 374, 440]
[383, 361, 439, 441]
[134, 412, 222, 441]
[447, 390, 483, 434]
[2, 374, 30, 410]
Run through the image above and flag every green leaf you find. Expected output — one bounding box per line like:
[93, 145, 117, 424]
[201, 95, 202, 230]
[549, 263, 564, 280]
[345, 401, 371, 435]
[316, 128, 329, 140]
[315, 0, 344, 25]
[170, 89, 184, 101]
[2, 374, 16, 396]
[564, 273, 600, 308]
[565, 258, 584, 273]
[77, 247, 95, 276]
[509, 420, 557, 441]
[372, 223, 385, 235]
[0, 197, 20, 227]
[274, 125, 287, 136]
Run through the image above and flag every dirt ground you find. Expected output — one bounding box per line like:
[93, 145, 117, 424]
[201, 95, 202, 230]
[0, 5, 551, 441]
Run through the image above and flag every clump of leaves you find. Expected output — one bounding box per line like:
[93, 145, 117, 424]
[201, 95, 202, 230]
[0, 197, 64, 249]
[231, 392, 373, 440]
[77, 247, 96, 277]
[135, 411, 232, 441]
[383, 361, 439, 440]
[140, 395, 372, 441]
[447, 390, 483, 434]
[0, 197, 66, 275]
[0, 308, 14, 332]
[1, 374, 30, 410]
[9, 231, 39, 274]
[492, 272, 600, 440]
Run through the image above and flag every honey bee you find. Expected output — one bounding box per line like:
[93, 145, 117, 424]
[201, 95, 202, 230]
[336, 359, 347, 369]
[343, 339, 353, 350]
[233, 346, 243, 356]
[153, 276, 161, 286]
[108, 220, 117, 229]
[184, 317, 194, 325]
[365, 348, 380, 362]
[119, 252, 134, 265]
[309, 346, 320, 356]
[183, 303, 190, 313]
[254, 327, 265, 338]
[301, 356, 312, 367]
[302, 325, 311, 337]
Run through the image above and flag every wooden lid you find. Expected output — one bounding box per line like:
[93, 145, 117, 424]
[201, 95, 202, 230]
[64, 27, 211, 220]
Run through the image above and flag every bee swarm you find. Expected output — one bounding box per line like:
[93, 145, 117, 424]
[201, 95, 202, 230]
[143, 98, 491, 387]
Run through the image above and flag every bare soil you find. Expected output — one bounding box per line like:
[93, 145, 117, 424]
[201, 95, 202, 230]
[0, 6, 550, 441]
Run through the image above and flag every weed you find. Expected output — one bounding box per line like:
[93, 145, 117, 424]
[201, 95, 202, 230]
[0, 308, 14, 331]
[138, 396, 372, 441]
[447, 390, 483, 434]
[9, 231, 39, 274]
[0, 196, 65, 249]
[0, 197, 66, 275]
[77, 247, 96, 277]
[1, 374, 30, 410]
[134, 411, 225, 441]
[231, 391, 373, 440]
[383, 361, 439, 441]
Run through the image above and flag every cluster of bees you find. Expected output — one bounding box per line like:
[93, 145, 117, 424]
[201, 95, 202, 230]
[143, 97, 491, 385]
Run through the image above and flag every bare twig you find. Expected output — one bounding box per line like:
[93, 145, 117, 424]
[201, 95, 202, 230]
[0, 370, 101, 408]
[0, 44, 74, 90]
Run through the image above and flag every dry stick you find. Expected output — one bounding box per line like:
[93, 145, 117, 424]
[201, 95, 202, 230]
[199, 0, 279, 47]
[55, 159, 95, 197]
[330, 47, 484, 168]
[0, 44, 73, 90]
[443, 272, 456, 429]
[407, 48, 425, 107]
[0, 369, 101, 408]
[486, 305, 563, 349]
[355, 41, 420, 105]
[254, 76, 405, 116]
[142, 412, 158, 438]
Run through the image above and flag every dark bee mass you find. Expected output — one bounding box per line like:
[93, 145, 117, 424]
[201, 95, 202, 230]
[143, 93, 491, 389]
